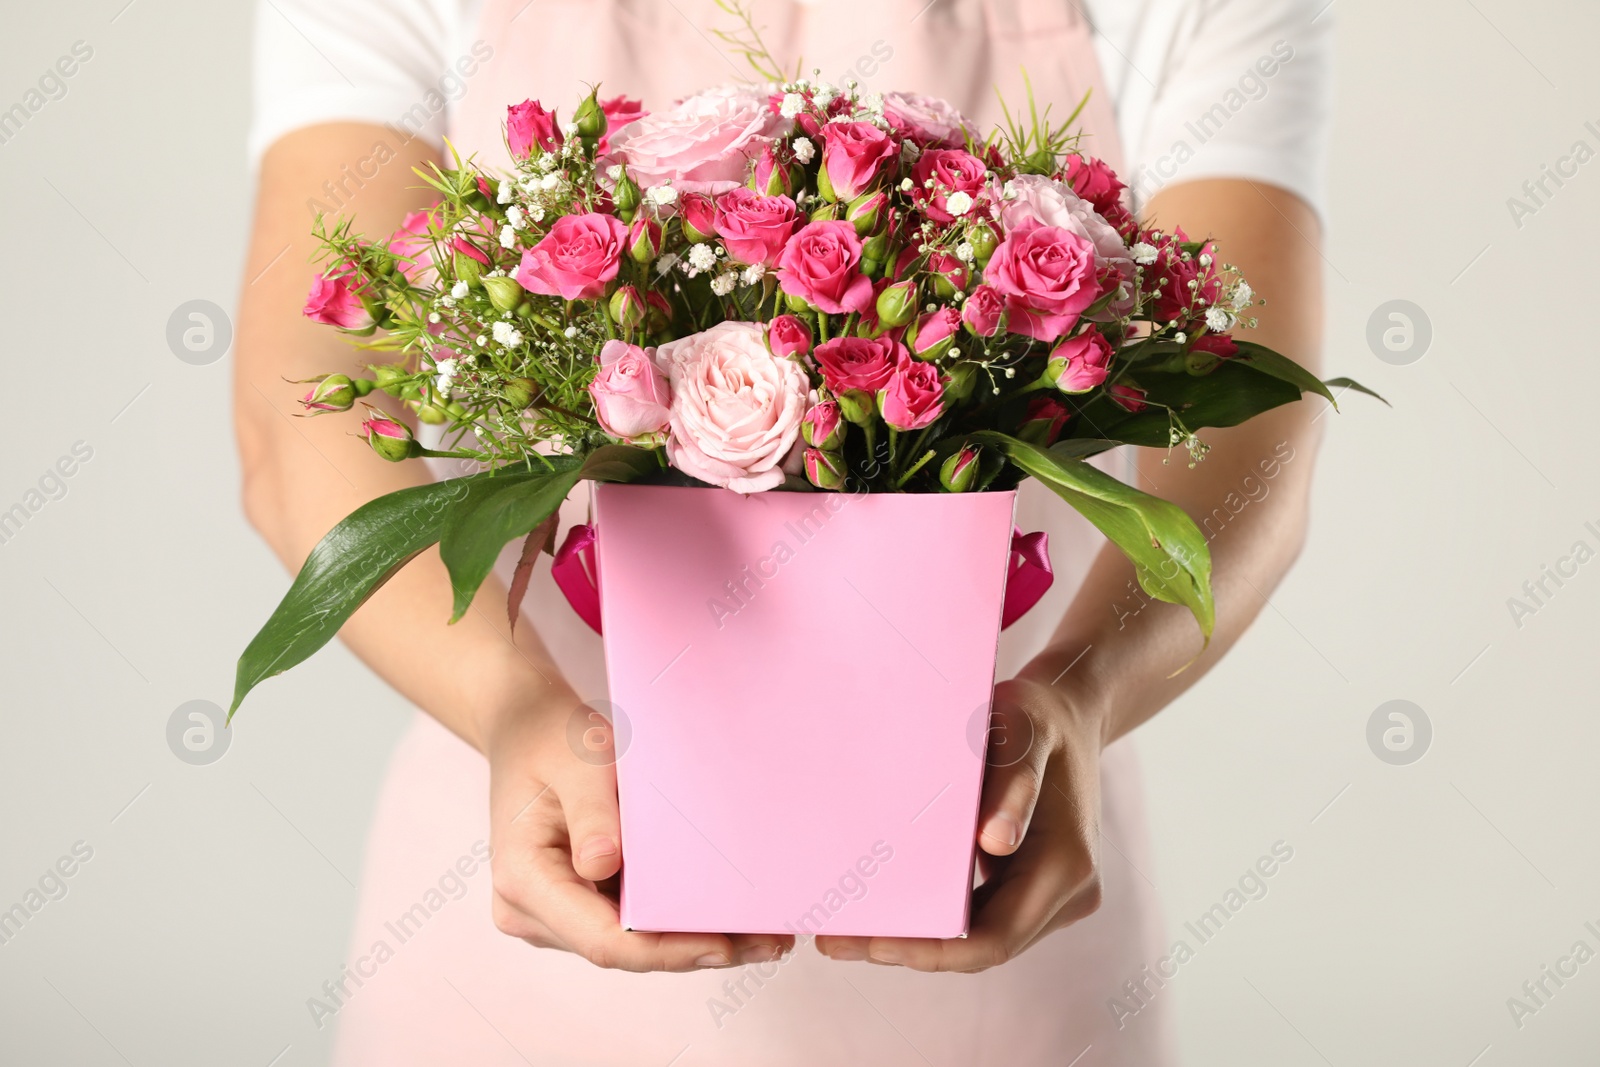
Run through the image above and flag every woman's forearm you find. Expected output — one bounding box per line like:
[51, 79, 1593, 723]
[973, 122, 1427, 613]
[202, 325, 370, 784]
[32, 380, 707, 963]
[234, 124, 574, 753]
[1019, 179, 1328, 743]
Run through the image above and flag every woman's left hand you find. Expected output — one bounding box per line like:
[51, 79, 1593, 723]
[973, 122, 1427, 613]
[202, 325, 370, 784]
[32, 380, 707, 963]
[815, 675, 1106, 972]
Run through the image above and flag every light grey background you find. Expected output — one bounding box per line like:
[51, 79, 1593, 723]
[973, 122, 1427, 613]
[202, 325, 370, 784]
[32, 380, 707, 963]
[1, 1, 1595, 1064]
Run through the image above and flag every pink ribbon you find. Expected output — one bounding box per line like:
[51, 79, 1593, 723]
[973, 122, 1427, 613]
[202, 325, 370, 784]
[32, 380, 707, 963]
[552, 523, 1053, 635]
[1001, 528, 1053, 630]
[551, 524, 603, 634]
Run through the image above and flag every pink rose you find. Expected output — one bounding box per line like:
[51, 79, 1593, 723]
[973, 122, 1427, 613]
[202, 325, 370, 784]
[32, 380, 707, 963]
[605, 86, 788, 195]
[387, 208, 437, 283]
[909, 307, 961, 360]
[714, 188, 798, 267]
[589, 340, 671, 441]
[303, 269, 373, 330]
[984, 220, 1101, 342]
[883, 91, 975, 149]
[819, 121, 898, 201]
[680, 193, 719, 242]
[1063, 154, 1134, 234]
[1047, 328, 1114, 393]
[1147, 227, 1221, 326]
[911, 148, 988, 224]
[801, 401, 844, 450]
[1000, 173, 1133, 317]
[514, 212, 628, 301]
[1109, 383, 1148, 412]
[766, 314, 813, 358]
[1019, 396, 1073, 446]
[775, 220, 874, 315]
[962, 284, 1006, 337]
[814, 335, 899, 395]
[1191, 332, 1239, 359]
[880, 356, 945, 431]
[507, 100, 562, 158]
[598, 95, 645, 153]
[656, 321, 810, 494]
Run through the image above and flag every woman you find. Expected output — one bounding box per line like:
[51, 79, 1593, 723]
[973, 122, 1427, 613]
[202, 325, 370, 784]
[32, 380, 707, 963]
[237, 1, 1333, 1062]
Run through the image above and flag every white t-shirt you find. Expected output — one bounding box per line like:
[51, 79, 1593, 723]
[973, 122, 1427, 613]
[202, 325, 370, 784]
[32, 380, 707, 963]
[248, 0, 1334, 215]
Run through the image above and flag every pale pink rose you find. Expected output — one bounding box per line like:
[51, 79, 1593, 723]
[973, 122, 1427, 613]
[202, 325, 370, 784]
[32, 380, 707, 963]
[999, 173, 1134, 317]
[598, 95, 645, 153]
[589, 340, 671, 441]
[882, 91, 976, 149]
[604, 86, 790, 196]
[656, 321, 810, 493]
[514, 212, 628, 301]
[303, 269, 373, 330]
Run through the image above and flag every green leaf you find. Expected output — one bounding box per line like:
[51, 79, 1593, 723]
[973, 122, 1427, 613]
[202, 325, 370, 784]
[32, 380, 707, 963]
[1324, 376, 1391, 406]
[438, 457, 584, 623]
[974, 432, 1214, 642]
[578, 443, 662, 483]
[1070, 362, 1302, 447]
[230, 472, 492, 718]
[1232, 341, 1339, 408]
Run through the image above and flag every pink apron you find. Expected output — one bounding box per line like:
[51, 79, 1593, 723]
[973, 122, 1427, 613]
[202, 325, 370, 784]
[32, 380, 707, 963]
[337, 4, 1176, 1063]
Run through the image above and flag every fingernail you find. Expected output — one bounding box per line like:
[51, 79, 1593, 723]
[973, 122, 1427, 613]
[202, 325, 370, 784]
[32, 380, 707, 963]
[695, 953, 731, 967]
[738, 944, 782, 964]
[983, 814, 1021, 848]
[868, 947, 903, 965]
[578, 837, 617, 864]
[827, 944, 867, 962]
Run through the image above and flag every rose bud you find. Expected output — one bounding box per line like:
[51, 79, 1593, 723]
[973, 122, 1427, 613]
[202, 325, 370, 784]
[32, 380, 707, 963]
[846, 190, 888, 236]
[303, 271, 375, 332]
[609, 285, 646, 331]
[801, 401, 846, 451]
[962, 284, 1006, 338]
[644, 290, 673, 333]
[681, 193, 717, 244]
[909, 307, 961, 361]
[629, 216, 663, 264]
[860, 232, 890, 278]
[415, 403, 449, 425]
[753, 145, 795, 197]
[573, 88, 607, 143]
[835, 388, 875, 427]
[1016, 396, 1073, 447]
[368, 363, 409, 394]
[943, 361, 979, 401]
[506, 99, 562, 158]
[966, 221, 1000, 267]
[482, 275, 524, 314]
[613, 168, 642, 223]
[939, 445, 981, 493]
[452, 250, 483, 287]
[361, 413, 418, 462]
[767, 314, 813, 359]
[928, 252, 968, 299]
[1044, 328, 1114, 394]
[300, 374, 357, 415]
[1108, 383, 1148, 412]
[804, 448, 847, 490]
[875, 281, 918, 329]
[1186, 332, 1238, 375]
[503, 377, 540, 410]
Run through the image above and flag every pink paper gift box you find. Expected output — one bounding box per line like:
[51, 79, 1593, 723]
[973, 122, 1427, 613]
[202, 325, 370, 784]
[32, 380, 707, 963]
[590, 482, 1019, 939]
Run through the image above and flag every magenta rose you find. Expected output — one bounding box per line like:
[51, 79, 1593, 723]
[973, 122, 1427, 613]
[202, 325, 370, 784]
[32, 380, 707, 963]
[1148, 227, 1222, 326]
[766, 314, 812, 359]
[1019, 396, 1073, 446]
[820, 121, 898, 201]
[514, 212, 628, 301]
[1000, 173, 1134, 317]
[597, 95, 645, 153]
[680, 192, 718, 243]
[879, 356, 945, 431]
[984, 220, 1100, 342]
[303, 269, 373, 330]
[1191, 332, 1239, 359]
[909, 307, 961, 360]
[589, 339, 671, 442]
[386, 208, 438, 283]
[775, 220, 874, 315]
[814, 335, 900, 394]
[1064, 153, 1134, 234]
[714, 188, 798, 267]
[507, 100, 562, 158]
[604, 86, 788, 195]
[962, 284, 1006, 337]
[801, 401, 844, 450]
[656, 321, 810, 493]
[882, 91, 975, 149]
[1109, 383, 1148, 412]
[1047, 328, 1114, 393]
[911, 148, 988, 223]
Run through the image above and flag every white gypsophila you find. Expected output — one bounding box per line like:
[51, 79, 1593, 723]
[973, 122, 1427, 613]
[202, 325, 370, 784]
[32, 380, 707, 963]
[1174, 332, 1187, 344]
[1001, 179, 1019, 200]
[500, 225, 516, 249]
[648, 183, 678, 206]
[540, 172, 563, 192]
[812, 84, 836, 109]
[1205, 306, 1234, 332]
[688, 244, 717, 271]
[1132, 242, 1159, 265]
[564, 326, 579, 339]
[492, 321, 523, 347]
[899, 177, 914, 193]
[528, 204, 547, 223]
[955, 242, 975, 263]
[451, 280, 469, 299]
[655, 252, 680, 276]
[496, 181, 514, 204]
[945, 191, 974, 217]
[792, 137, 816, 164]
[607, 164, 624, 181]
[561, 121, 579, 137]
[506, 204, 525, 230]
[780, 93, 805, 119]
[741, 263, 766, 286]
[711, 272, 738, 296]
[434, 357, 458, 393]
[428, 312, 442, 324]
[1232, 280, 1254, 309]
[860, 91, 884, 114]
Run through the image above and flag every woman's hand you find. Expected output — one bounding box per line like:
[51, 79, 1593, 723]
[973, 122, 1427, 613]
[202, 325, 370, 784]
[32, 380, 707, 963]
[485, 690, 796, 971]
[815, 675, 1106, 972]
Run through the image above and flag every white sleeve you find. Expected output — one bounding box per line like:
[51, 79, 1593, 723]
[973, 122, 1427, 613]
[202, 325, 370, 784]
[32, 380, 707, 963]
[1099, 0, 1336, 220]
[246, 0, 466, 168]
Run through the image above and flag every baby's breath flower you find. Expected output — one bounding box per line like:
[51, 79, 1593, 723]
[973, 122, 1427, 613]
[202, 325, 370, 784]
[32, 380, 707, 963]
[1132, 242, 1159, 265]
[1204, 306, 1233, 332]
[792, 136, 816, 164]
[492, 321, 524, 348]
[506, 204, 525, 230]
[710, 272, 738, 296]
[946, 191, 974, 217]
[450, 280, 469, 300]
[564, 326, 579, 339]
[741, 263, 766, 286]
[780, 93, 805, 119]
[647, 183, 678, 206]
[496, 181, 514, 204]
[655, 252, 680, 276]
[688, 244, 717, 271]
[499, 224, 517, 249]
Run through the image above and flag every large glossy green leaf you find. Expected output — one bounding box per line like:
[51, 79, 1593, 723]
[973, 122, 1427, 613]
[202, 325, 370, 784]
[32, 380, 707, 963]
[230, 471, 507, 717]
[1070, 361, 1302, 446]
[975, 432, 1215, 642]
[1232, 341, 1339, 407]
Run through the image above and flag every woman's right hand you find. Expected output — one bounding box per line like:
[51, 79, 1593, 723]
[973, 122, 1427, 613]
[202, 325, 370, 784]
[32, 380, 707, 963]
[484, 689, 795, 971]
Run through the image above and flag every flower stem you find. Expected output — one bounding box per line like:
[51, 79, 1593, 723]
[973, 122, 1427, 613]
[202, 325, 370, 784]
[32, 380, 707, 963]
[894, 449, 937, 489]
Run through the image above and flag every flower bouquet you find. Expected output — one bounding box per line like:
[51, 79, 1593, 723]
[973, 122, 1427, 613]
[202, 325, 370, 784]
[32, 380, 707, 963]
[234, 60, 1372, 935]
